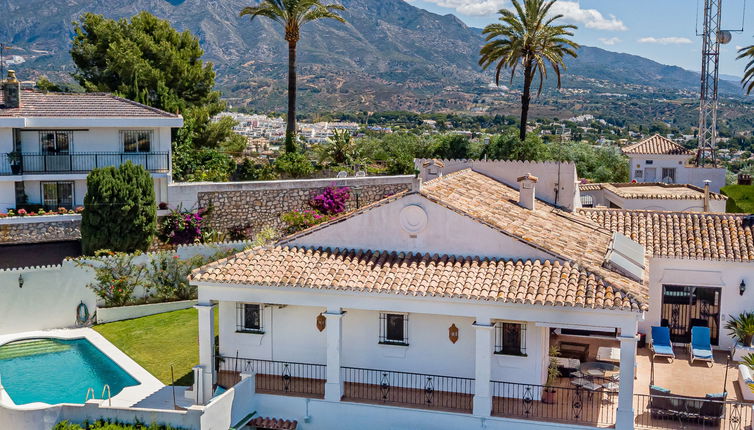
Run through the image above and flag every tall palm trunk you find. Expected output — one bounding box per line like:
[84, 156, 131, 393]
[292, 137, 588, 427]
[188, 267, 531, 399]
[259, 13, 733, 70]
[285, 40, 298, 153]
[519, 62, 533, 141]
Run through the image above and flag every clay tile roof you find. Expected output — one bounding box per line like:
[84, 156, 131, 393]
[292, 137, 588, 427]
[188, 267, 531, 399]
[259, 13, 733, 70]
[0, 90, 179, 118]
[582, 182, 727, 201]
[578, 183, 603, 191]
[622, 134, 693, 155]
[192, 245, 644, 311]
[422, 158, 445, 168]
[418, 169, 647, 309]
[248, 417, 298, 429]
[516, 173, 538, 182]
[579, 208, 754, 261]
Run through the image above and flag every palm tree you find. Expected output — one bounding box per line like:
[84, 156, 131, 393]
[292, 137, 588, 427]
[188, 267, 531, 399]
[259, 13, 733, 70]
[316, 129, 356, 165]
[479, 0, 579, 141]
[738, 45, 754, 94]
[240, 0, 345, 153]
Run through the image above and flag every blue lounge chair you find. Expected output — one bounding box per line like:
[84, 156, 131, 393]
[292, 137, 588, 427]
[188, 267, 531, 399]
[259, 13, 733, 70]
[651, 326, 675, 362]
[690, 326, 714, 366]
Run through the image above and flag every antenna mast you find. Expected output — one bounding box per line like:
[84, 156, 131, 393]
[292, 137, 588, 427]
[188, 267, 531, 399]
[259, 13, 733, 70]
[697, 0, 724, 167]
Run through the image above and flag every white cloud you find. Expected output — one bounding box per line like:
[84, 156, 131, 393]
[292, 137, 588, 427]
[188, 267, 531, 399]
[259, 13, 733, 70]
[599, 37, 621, 46]
[550, 1, 627, 31]
[407, 0, 627, 31]
[638, 36, 693, 45]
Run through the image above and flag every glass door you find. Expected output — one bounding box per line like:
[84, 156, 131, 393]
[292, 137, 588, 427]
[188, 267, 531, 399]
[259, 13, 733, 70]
[41, 182, 74, 210]
[39, 131, 72, 172]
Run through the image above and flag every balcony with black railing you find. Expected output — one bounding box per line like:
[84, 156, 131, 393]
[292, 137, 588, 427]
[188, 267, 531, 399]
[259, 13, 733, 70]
[0, 152, 170, 175]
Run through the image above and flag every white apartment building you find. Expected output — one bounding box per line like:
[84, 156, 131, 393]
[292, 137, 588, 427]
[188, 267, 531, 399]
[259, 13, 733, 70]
[0, 72, 183, 210]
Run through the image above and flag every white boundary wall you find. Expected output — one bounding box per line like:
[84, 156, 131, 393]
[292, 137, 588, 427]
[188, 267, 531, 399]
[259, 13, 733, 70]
[0, 241, 250, 335]
[96, 300, 198, 324]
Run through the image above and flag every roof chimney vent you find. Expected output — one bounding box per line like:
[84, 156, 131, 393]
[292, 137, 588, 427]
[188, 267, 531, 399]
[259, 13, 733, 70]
[703, 179, 711, 212]
[517, 173, 538, 210]
[2, 70, 20, 109]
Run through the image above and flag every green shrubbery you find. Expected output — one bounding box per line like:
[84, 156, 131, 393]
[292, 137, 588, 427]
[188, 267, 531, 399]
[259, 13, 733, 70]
[55, 420, 183, 430]
[80, 162, 156, 255]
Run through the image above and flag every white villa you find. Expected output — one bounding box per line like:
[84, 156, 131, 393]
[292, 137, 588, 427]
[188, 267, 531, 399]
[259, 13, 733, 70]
[623, 134, 726, 192]
[0, 71, 183, 210]
[191, 166, 648, 429]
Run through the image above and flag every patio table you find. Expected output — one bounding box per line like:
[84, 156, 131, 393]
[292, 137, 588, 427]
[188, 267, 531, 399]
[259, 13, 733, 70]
[570, 377, 591, 387]
[580, 361, 619, 375]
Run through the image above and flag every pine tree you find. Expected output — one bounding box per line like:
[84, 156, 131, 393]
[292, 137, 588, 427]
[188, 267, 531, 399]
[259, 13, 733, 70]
[81, 162, 156, 255]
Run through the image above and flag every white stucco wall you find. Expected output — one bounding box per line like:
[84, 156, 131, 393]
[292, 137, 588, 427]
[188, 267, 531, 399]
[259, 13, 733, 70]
[17, 128, 169, 153]
[628, 154, 726, 192]
[290, 194, 558, 262]
[217, 301, 549, 386]
[642, 257, 754, 350]
[0, 128, 12, 152]
[0, 181, 14, 210]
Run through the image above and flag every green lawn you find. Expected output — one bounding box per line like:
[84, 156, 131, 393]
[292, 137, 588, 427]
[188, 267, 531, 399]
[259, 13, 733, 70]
[721, 185, 754, 213]
[93, 308, 215, 386]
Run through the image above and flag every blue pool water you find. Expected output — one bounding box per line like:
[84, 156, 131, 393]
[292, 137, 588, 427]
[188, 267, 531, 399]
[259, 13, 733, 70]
[0, 338, 139, 405]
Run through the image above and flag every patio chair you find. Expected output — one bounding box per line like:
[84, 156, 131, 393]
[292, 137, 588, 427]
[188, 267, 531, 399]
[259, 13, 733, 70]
[690, 326, 714, 366]
[650, 326, 675, 362]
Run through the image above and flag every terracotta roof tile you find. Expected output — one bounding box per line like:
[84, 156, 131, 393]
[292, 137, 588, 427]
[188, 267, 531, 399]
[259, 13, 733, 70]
[579, 208, 754, 261]
[248, 417, 298, 429]
[419, 169, 646, 306]
[0, 90, 179, 118]
[192, 246, 644, 311]
[622, 134, 693, 155]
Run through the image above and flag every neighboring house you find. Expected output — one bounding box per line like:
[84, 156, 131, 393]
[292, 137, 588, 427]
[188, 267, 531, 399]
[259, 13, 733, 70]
[580, 208, 754, 351]
[191, 167, 647, 430]
[0, 71, 183, 210]
[622, 134, 725, 192]
[578, 182, 727, 212]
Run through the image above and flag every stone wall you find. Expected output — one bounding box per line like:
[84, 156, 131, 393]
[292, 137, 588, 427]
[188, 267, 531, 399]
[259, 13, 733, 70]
[0, 215, 81, 244]
[192, 176, 416, 234]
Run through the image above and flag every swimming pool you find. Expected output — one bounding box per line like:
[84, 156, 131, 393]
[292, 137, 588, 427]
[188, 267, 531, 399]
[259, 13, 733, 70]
[0, 338, 139, 405]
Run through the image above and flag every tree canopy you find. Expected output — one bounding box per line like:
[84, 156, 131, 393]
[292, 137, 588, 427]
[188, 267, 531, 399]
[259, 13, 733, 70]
[71, 11, 220, 113]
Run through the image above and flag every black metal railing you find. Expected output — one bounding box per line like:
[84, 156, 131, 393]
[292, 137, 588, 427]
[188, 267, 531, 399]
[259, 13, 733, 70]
[341, 366, 474, 412]
[491, 380, 617, 427]
[0, 152, 170, 175]
[634, 392, 753, 429]
[216, 356, 325, 398]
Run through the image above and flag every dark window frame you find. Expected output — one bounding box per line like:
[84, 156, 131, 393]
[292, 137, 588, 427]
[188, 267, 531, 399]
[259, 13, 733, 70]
[379, 312, 408, 346]
[494, 321, 527, 356]
[121, 130, 153, 153]
[40, 181, 74, 210]
[39, 131, 72, 154]
[236, 302, 264, 334]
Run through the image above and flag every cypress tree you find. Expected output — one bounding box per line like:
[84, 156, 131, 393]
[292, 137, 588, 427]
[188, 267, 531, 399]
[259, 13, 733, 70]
[81, 162, 156, 255]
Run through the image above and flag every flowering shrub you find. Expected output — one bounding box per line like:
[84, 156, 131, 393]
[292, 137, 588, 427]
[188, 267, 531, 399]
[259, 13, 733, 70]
[158, 208, 207, 245]
[281, 210, 331, 234]
[78, 252, 146, 307]
[148, 253, 202, 301]
[0, 207, 80, 218]
[310, 186, 351, 215]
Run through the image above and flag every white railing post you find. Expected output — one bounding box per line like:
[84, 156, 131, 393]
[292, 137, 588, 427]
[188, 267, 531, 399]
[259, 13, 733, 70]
[473, 318, 494, 417]
[616, 333, 638, 430]
[324, 308, 345, 401]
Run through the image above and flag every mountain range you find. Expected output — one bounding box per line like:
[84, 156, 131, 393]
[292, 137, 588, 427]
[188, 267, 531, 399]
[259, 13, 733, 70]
[0, 0, 746, 117]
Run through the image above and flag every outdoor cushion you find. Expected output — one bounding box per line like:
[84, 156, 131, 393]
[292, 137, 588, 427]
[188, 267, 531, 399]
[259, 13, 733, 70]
[650, 385, 670, 393]
[692, 348, 713, 359]
[653, 344, 674, 356]
[649, 386, 674, 411]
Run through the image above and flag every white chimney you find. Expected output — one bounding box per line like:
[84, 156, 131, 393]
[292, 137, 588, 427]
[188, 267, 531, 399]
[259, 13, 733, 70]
[703, 179, 711, 212]
[517, 173, 538, 210]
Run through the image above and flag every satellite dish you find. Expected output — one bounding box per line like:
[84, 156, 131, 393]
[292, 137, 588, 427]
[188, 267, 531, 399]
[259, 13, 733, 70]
[717, 30, 733, 44]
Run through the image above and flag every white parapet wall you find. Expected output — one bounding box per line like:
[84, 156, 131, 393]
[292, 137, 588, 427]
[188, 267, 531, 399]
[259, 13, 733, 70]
[96, 300, 198, 324]
[0, 241, 251, 335]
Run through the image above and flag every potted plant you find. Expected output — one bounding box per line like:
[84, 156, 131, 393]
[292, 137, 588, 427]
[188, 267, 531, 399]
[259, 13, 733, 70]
[725, 312, 754, 347]
[542, 345, 561, 404]
[7, 151, 22, 175]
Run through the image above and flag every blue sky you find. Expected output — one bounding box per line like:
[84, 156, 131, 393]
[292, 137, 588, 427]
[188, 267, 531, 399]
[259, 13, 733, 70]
[407, 0, 752, 77]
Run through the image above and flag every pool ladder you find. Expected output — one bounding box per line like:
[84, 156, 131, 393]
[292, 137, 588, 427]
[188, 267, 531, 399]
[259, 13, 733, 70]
[84, 385, 112, 406]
